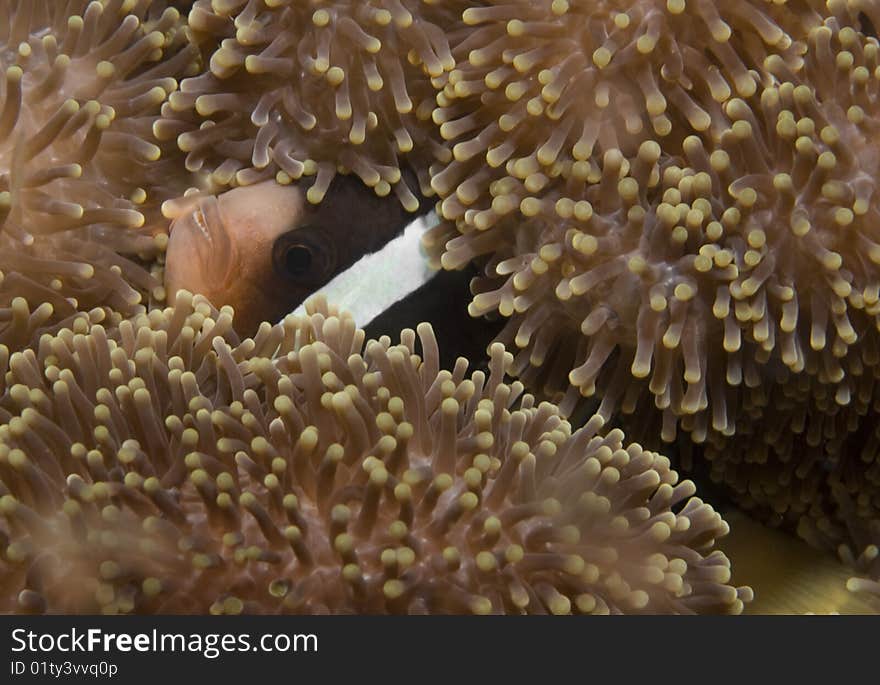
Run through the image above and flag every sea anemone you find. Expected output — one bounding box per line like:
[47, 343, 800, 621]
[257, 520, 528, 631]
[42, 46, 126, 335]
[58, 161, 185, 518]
[0, 0, 201, 353]
[834, 496, 880, 609]
[718, 510, 877, 614]
[845, 543, 880, 610]
[673, 369, 880, 556]
[0, 293, 748, 614]
[426, 2, 880, 455]
[157, 0, 467, 210]
[430, 0, 809, 224]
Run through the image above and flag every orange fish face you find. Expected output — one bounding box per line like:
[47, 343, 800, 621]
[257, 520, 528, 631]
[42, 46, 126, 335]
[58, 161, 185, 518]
[165, 176, 429, 335]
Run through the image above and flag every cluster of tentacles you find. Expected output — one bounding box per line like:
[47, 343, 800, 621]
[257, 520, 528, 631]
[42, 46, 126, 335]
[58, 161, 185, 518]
[157, 0, 472, 208]
[0, 0, 205, 354]
[417, 1, 880, 573]
[0, 293, 750, 614]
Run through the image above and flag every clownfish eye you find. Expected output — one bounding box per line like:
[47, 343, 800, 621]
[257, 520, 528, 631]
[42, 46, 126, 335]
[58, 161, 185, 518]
[271, 226, 336, 285]
[281, 244, 313, 276]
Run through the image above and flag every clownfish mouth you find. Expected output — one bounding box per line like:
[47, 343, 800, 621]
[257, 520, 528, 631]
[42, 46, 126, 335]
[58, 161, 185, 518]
[192, 205, 212, 245]
[166, 192, 237, 302]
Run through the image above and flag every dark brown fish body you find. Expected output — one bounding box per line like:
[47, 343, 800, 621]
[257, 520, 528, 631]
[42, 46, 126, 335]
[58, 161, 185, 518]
[365, 265, 505, 373]
[165, 173, 432, 335]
